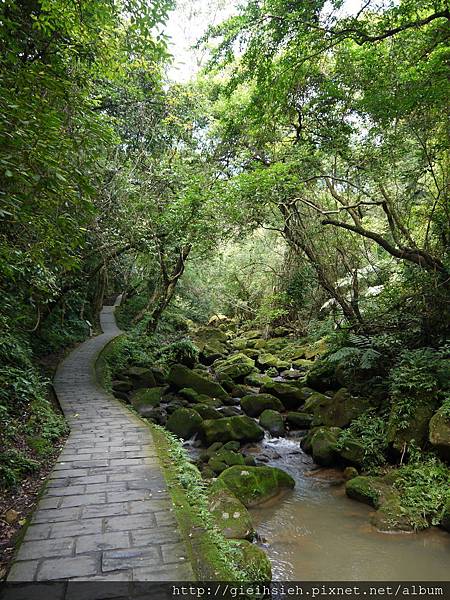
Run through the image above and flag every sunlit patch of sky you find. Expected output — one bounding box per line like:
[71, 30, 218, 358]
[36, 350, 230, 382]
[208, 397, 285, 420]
[165, 0, 369, 83]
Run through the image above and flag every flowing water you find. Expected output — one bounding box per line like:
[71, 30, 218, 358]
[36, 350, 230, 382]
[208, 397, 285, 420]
[249, 436, 450, 581]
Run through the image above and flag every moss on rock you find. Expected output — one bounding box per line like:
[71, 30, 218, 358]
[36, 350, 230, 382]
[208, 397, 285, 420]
[130, 386, 166, 416]
[260, 381, 305, 410]
[320, 388, 372, 428]
[240, 393, 284, 417]
[218, 465, 295, 507]
[345, 476, 387, 508]
[201, 416, 265, 445]
[310, 427, 341, 466]
[208, 480, 254, 540]
[168, 364, 228, 400]
[286, 412, 314, 429]
[387, 400, 436, 451]
[213, 353, 256, 380]
[306, 360, 339, 393]
[243, 373, 272, 387]
[429, 406, 450, 459]
[257, 353, 290, 370]
[191, 404, 223, 420]
[259, 409, 285, 437]
[166, 407, 203, 439]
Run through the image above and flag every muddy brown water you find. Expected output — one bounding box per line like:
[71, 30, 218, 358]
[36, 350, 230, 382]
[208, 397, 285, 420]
[249, 436, 450, 581]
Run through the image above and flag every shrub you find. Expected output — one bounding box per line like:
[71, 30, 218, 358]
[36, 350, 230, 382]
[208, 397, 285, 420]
[336, 411, 388, 471]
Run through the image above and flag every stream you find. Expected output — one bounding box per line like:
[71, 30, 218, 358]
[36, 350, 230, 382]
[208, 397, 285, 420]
[248, 435, 450, 581]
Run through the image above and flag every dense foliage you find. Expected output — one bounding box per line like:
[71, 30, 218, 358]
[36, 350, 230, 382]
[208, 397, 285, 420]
[1, 0, 449, 550]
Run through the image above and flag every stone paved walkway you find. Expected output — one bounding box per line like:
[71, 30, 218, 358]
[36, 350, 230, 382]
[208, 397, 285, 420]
[8, 301, 194, 583]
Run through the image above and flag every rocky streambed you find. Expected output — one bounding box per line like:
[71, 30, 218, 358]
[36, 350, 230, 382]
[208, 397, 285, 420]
[110, 322, 450, 579]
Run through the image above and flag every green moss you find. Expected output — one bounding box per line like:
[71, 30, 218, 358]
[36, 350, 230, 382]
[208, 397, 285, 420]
[201, 416, 265, 444]
[208, 480, 254, 540]
[168, 364, 228, 399]
[218, 465, 295, 507]
[166, 408, 203, 440]
[130, 387, 164, 409]
[345, 476, 386, 508]
[213, 353, 256, 380]
[240, 393, 284, 417]
[259, 409, 285, 437]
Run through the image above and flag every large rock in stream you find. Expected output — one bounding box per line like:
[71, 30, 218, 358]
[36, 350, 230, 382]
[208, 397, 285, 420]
[130, 386, 166, 416]
[201, 415, 265, 444]
[218, 465, 295, 507]
[166, 407, 203, 439]
[260, 381, 306, 410]
[213, 353, 256, 380]
[259, 409, 285, 437]
[240, 393, 284, 417]
[167, 364, 228, 400]
[208, 480, 254, 540]
[320, 388, 372, 428]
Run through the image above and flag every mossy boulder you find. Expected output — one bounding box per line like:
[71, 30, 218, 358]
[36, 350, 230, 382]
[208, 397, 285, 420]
[240, 348, 260, 359]
[230, 384, 257, 398]
[231, 338, 248, 351]
[208, 457, 228, 474]
[215, 448, 245, 467]
[178, 387, 222, 408]
[345, 476, 388, 508]
[218, 465, 295, 507]
[112, 379, 133, 393]
[320, 388, 372, 428]
[310, 427, 341, 466]
[201, 416, 265, 444]
[208, 481, 254, 540]
[260, 381, 306, 410]
[429, 406, 450, 459]
[241, 329, 262, 341]
[286, 412, 314, 429]
[292, 358, 315, 370]
[338, 439, 366, 466]
[257, 353, 290, 370]
[230, 540, 272, 581]
[203, 442, 223, 459]
[243, 372, 273, 387]
[213, 353, 256, 380]
[302, 392, 333, 425]
[193, 326, 228, 353]
[191, 404, 223, 420]
[343, 466, 359, 481]
[387, 400, 436, 451]
[166, 407, 203, 439]
[219, 406, 240, 417]
[130, 387, 166, 415]
[300, 427, 321, 453]
[240, 393, 284, 417]
[306, 360, 339, 393]
[125, 366, 157, 389]
[253, 339, 268, 350]
[259, 410, 285, 437]
[168, 364, 228, 400]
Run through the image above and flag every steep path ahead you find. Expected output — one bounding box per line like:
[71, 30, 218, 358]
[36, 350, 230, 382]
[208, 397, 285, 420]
[8, 300, 193, 582]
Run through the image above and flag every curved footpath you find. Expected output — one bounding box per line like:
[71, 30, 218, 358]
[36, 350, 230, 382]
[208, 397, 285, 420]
[8, 300, 194, 582]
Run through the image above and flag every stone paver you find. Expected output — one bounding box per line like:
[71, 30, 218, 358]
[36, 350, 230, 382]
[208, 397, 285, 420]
[8, 300, 194, 582]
